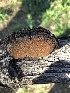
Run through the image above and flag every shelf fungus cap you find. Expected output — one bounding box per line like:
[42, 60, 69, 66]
[2, 27, 59, 59]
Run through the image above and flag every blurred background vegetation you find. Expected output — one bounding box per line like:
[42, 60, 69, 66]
[0, 0, 70, 37]
[0, 0, 70, 93]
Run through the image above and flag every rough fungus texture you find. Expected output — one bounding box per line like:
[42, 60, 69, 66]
[1, 27, 58, 59]
[0, 27, 70, 88]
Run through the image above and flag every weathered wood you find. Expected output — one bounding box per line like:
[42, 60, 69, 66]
[0, 37, 70, 88]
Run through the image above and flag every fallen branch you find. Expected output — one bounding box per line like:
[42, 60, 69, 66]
[0, 37, 70, 88]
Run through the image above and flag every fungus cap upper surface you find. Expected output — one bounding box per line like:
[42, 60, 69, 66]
[1, 27, 59, 59]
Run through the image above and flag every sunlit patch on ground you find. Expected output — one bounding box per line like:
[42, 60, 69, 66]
[15, 84, 55, 93]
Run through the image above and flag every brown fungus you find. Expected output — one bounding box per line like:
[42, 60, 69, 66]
[1, 27, 59, 59]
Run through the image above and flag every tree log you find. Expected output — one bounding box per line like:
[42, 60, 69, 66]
[0, 37, 70, 88]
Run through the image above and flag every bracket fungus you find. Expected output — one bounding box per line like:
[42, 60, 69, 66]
[0, 27, 58, 59]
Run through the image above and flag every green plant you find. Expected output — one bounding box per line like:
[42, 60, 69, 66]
[11, 23, 27, 32]
[0, 0, 70, 37]
[16, 87, 29, 93]
[22, 0, 51, 27]
[0, 7, 8, 24]
[42, 0, 70, 37]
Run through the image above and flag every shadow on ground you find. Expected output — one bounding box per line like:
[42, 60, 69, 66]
[61, 29, 70, 37]
[48, 83, 70, 93]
